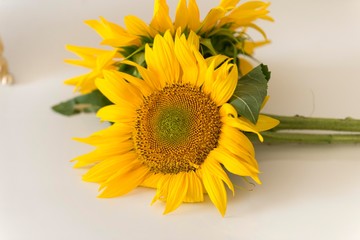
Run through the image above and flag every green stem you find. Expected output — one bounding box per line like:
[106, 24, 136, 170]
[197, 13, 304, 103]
[260, 132, 360, 144]
[269, 115, 360, 132]
[248, 114, 360, 144]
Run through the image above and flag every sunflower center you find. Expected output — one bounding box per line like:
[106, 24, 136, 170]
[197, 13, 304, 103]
[134, 84, 222, 174]
[156, 107, 190, 145]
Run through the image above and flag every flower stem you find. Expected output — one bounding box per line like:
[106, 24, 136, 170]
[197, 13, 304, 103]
[249, 115, 360, 144]
[261, 131, 360, 144]
[269, 115, 360, 132]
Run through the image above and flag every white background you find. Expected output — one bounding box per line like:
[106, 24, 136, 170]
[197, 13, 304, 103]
[1, 0, 360, 239]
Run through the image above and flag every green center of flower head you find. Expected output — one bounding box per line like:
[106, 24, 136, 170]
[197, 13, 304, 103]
[156, 107, 190, 145]
[134, 84, 222, 174]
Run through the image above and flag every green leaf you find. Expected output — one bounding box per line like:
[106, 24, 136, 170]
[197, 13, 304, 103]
[261, 64, 271, 81]
[52, 90, 112, 116]
[229, 64, 270, 124]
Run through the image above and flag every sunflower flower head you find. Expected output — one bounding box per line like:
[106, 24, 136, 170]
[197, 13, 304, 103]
[65, 0, 273, 93]
[72, 31, 278, 216]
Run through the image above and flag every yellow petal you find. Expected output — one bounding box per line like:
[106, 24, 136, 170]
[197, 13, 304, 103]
[163, 173, 189, 214]
[222, 130, 256, 168]
[78, 122, 132, 143]
[188, 0, 201, 30]
[150, 0, 173, 33]
[229, 2, 270, 22]
[64, 48, 118, 93]
[261, 95, 270, 110]
[214, 147, 261, 184]
[64, 59, 95, 69]
[210, 148, 257, 177]
[64, 73, 97, 94]
[205, 55, 228, 68]
[220, 0, 240, 10]
[202, 166, 227, 216]
[219, 102, 237, 117]
[95, 50, 117, 71]
[218, 125, 257, 167]
[183, 171, 204, 203]
[124, 15, 157, 37]
[116, 71, 153, 97]
[174, 0, 188, 30]
[203, 156, 234, 195]
[187, 30, 200, 50]
[220, 1, 272, 32]
[201, 59, 216, 95]
[192, 47, 208, 87]
[73, 132, 131, 147]
[98, 163, 149, 198]
[238, 57, 253, 75]
[141, 173, 163, 188]
[96, 70, 143, 107]
[199, 7, 226, 33]
[96, 104, 136, 123]
[237, 1, 269, 10]
[145, 33, 180, 85]
[65, 45, 109, 68]
[151, 175, 170, 204]
[86, 17, 140, 47]
[241, 114, 280, 132]
[72, 140, 134, 168]
[243, 40, 271, 55]
[220, 103, 263, 142]
[82, 152, 138, 183]
[260, 15, 275, 22]
[211, 61, 238, 105]
[66, 45, 109, 57]
[224, 117, 264, 142]
[121, 59, 162, 90]
[174, 34, 198, 86]
[243, 23, 268, 40]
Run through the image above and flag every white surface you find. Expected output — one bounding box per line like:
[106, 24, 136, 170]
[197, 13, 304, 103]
[1, 0, 360, 239]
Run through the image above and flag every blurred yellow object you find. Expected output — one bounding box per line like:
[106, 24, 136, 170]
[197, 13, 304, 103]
[0, 38, 14, 85]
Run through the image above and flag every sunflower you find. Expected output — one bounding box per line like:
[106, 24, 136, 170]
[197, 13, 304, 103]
[65, 0, 273, 93]
[73, 31, 278, 216]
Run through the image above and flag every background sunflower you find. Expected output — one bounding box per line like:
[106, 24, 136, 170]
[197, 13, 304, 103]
[53, 0, 273, 116]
